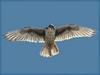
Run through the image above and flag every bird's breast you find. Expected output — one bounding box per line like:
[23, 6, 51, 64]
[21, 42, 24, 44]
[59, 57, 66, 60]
[45, 29, 55, 43]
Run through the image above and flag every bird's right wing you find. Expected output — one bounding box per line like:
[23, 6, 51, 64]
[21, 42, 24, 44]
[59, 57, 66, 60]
[4, 27, 45, 43]
[55, 24, 95, 41]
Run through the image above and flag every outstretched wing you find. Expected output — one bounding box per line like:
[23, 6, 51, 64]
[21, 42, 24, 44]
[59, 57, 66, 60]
[4, 27, 45, 43]
[55, 24, 95, 41]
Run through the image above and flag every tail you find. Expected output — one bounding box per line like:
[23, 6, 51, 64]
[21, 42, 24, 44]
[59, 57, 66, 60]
[40, 43, 59, 57]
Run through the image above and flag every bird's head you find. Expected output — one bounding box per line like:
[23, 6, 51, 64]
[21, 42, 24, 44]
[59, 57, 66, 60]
[48, 24, 55, 29]
[45, 24, 55, 30]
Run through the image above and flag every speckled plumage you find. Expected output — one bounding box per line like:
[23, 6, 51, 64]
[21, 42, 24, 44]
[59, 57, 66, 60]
[4, 24, 95, 57]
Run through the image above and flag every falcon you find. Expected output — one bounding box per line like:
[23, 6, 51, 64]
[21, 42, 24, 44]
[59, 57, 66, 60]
[4, 24, 95, 57]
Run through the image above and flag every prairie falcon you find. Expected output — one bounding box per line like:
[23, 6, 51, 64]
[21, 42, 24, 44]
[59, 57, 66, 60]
[4, 24, 95, 57]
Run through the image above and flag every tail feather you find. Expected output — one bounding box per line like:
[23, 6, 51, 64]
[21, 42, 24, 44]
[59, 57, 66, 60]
[40, 43, 59, 57]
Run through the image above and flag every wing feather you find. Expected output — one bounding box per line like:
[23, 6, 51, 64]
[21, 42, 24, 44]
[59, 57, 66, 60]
[55, 24, 95, 41]
[4, 27, 45, 43]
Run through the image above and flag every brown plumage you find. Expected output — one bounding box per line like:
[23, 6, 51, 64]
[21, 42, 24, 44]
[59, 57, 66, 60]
[4, 24, 95, 57]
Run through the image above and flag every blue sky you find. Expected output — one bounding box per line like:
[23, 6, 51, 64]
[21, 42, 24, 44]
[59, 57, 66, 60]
[1, 1, 99, 74]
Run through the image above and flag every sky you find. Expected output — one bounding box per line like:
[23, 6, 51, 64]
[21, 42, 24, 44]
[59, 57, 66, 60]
[1, 1, 99, 74]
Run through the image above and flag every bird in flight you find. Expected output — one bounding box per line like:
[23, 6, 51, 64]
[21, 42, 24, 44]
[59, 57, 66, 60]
[4, 24, 95, 57]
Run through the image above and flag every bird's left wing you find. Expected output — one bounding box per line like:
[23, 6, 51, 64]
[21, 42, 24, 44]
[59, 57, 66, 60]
[55, 24, 95, 41]
[4, 27, 45, 43]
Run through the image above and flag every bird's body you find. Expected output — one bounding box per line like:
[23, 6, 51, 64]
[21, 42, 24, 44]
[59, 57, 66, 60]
[41, 25, 59, 57]
[44, 27, 55, 44]
[4, 24, 95, 57]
